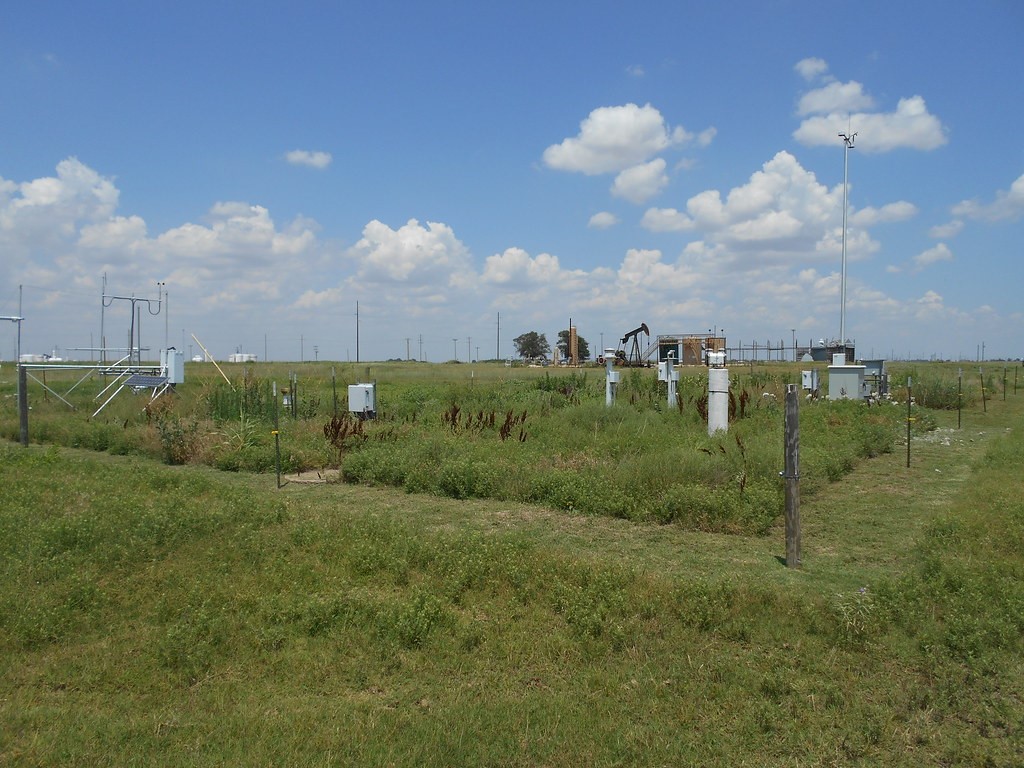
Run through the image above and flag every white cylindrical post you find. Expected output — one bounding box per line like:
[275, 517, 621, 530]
[708, 366, 729, 435]
[604, 348, 618, 407]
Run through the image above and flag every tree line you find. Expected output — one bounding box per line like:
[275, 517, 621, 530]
[512, 330, 591, 362]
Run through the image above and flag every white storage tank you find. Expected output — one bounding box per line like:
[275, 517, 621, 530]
[348, 382, 377, 419]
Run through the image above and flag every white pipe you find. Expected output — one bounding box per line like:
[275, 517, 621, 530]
[604, 348, 618, 407]
[708, 367, 729, 435]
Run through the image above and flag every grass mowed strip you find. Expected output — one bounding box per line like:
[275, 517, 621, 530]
[1, 395, 1022, 765]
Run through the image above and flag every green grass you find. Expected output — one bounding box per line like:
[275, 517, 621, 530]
[0, 361, 918, 535]
[1, 369, 1022, 765]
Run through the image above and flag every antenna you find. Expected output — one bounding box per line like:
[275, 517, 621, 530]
[838, 131, 857, 352]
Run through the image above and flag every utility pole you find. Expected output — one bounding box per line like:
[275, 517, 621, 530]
[496, 312, 500, 360]
[452, 338, 458, 362]
[355, 301, 360, 363]
[839, 130, 856, 348]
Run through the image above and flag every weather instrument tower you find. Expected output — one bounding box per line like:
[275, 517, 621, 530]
[839, 131, 856, 353]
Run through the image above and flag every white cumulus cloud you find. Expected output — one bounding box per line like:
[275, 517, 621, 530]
[611, 158, 669, 204]
[0, 158, 329, 335]
[641, 151, 911, 272]
[952, 172, 1024, 221]
[482, 247, 563, 286]
[543, 103, 688, 175]
[640, 207, 694, 232]
[695, 127, 717, 147]
[797, 80, 875, 117]
[794, 95, 948, 153]
[913, 243, 954, 270]
[851, 201, 917, 226]
[929, 220, 964, 239]
[285, 149, 333, 169]
[0, 157, 119, 246]
[794, 57, 829, 81]
[347, 218, 471, 284]
[588, 211, 619, 229]
[617, 248, 701, 292]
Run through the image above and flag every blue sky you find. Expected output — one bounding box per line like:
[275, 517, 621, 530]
[2, 1, 1022, 363]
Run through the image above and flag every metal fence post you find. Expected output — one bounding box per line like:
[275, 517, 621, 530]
[784, 384, 800, 568]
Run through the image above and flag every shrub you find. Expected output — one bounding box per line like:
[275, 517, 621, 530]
[386, 588, 449, 648]
[655, 480, 780, 535]
[155, 416, 201, 465]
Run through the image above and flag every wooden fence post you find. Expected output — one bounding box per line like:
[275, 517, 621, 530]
[784, 383, 801, 568]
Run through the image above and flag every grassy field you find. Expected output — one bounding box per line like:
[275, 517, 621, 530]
[0, 359, 939, 532]
[1, 361, 1022, 765]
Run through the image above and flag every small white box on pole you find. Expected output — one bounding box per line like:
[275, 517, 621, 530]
[348, 383, 377, 419]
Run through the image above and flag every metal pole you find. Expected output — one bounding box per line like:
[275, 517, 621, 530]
[273, 381, 282, 488]
[784, 384, 800, 568]
[100, 276, 106, 365]
[957, 368, 962, 430]
[2, 315, 25, 442]
[980, 367, 987, 413]
[839, 132, 856, 347]
[332, 366, 338, 418]
[18, 362, 29, 446]
[906, 377, 913, 468]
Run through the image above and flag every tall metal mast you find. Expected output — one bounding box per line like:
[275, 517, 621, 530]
[839, 131, 856, 349]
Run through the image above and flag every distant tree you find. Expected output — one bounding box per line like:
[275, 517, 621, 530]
[556, 329, 591, 361]
[513, 331, 550, 360]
